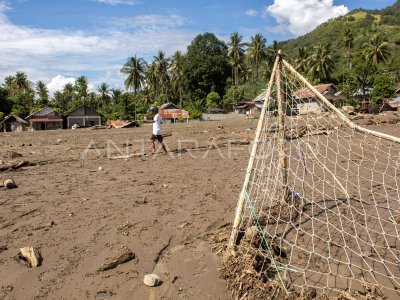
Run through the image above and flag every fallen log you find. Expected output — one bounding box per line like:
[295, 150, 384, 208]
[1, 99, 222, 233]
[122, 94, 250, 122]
[0, 161, 31, 172]
[97, 248, 135, 273]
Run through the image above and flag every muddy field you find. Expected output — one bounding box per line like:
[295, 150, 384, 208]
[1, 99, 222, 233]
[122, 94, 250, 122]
[0, 114, 399, 300]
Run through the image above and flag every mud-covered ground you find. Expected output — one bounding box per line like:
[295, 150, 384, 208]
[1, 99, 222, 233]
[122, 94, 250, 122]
[0, 113, 399, 300]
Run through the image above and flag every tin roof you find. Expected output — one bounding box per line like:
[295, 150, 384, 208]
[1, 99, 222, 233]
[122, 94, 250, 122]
[293, 84, 337, 99]
[159, 109, 189, 119]
[0, 115, 28, 124]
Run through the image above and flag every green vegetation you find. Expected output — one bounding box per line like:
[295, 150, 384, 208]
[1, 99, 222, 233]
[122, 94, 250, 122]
[1, 2, 399, 121]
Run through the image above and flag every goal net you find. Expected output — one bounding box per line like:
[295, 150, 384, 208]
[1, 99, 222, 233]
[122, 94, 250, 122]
[224, 54, 400, 299]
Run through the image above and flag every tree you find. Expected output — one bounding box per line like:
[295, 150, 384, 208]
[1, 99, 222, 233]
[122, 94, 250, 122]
[371, 73, 396, 104]
[363, 34, 391, 65]
[206, 92, 221, 108]
[183, 32, 230, 102]
[74, 76, 89, 104]
[170, 51, 185, 107]
[343, 28, 354, 71]
[153, 50, 170, 101]
[307, 43, 335, 82]
[35, 80, 49, 107]
[97, 83, 111, 110]
[120, 54, 147, 119]
[295, 47, 310, 74]
[349, 55, 377, 103]
[247, 33, 267, 82]
[228, 32, 246, 87]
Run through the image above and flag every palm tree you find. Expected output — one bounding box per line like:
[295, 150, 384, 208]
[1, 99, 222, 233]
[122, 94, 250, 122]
[343, 28, 354, 71]
[35, 80, 49, 106]
[363, 34, 391, 65]
[120, 54, 147, 119]
[146, 62, 158, 101]
[153, 50, 170, 101]
[247, 33, 267, 82]
[74, 76, 89, 104]
[228, 32, 246, 87]
[295, 47, 310, 74]
[97, 83, 111, 110]
[307, 43, 334, 82]
[170, 51, 185, 107]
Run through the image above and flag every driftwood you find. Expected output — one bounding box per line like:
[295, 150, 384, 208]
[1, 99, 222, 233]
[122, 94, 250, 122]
[0, 161, 32, 172]
[16, 247, 42, 267]
[108, 153, 145, 160]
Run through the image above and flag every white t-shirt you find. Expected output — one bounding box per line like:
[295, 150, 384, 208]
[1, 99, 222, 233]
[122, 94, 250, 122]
[153, 114, 162, 135]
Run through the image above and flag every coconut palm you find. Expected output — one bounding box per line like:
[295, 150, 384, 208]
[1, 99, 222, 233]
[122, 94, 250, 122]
[35, 80, 49, 106]
[97, 82, 111, 110]
[74, 76, 89, 104]
[228, 32, 246, 87]
[363, 34, 391, 65]
[170, 51, 185, 107]
[120, 54, 147, 94]
[247, 33, 267, 82]
[343, 28, 354, 71]
[295, 47, 310, 74]
[120, 54, 147, 119]
[153, 50, 170, 100]
[307, 43, 334, 82]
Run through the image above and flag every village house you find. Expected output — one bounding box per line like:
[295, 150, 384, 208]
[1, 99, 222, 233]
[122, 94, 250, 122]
[233, 101, 262, 115]
[0, 115, 28, 132]
[145, 102, 189, 123]
[293, 83, 344, 114]
[26, 107, 63, 130]
[66, 106, 102, 129]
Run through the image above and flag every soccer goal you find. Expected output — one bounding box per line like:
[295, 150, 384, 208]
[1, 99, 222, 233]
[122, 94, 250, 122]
[224, 51, 400, 299]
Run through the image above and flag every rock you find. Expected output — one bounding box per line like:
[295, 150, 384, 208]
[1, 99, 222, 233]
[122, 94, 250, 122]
[143, 274, 161, 287]
[244, 226, 259, 241]
[56, 139, 63, 144]
[0, 245, 7, 253]
[98, 166, 103, 171]
[3, 179, 16, 189]
[0, 160, 3, 165]
[97, 247, 135, 273]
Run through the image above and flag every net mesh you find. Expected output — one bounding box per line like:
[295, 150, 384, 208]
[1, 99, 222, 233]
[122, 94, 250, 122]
[225, 58, 400, 299]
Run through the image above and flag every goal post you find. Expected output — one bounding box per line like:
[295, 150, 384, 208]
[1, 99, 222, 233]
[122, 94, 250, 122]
[224, 50, 400, 299]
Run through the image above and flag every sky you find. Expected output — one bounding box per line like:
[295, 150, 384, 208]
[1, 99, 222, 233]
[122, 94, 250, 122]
[0, 0, 396, 95]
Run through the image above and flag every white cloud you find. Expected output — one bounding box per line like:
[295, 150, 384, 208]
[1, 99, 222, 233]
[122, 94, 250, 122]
[0, 1, 196, 92]
[267, 0, 349, 36]
[46, 75, 76, 95]
[245, 9, 258, 17]
[93, 0, 140, 5]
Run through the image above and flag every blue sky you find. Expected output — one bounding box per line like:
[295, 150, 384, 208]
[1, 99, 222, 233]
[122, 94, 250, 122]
[0, 0, 396, 94]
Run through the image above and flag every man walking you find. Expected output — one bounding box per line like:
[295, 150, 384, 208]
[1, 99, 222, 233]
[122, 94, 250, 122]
[148, 106, 167, 154]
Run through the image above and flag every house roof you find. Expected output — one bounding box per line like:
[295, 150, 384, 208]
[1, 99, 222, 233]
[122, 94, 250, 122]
[106, 120, 135, 128]
[26, 107, 61, 119]
[67, 105, 101, 117]
[159, 109, 189, 119]
[293, 84, 337, 100]
[160, 102, 179, 110]
[0, 115, 28, 124]
[383, 96, 400, 108]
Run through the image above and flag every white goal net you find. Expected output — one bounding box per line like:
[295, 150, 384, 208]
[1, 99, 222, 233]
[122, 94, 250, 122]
[224, 54, 400, 299]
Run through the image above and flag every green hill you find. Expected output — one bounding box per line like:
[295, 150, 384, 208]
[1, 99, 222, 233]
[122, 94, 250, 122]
[280, 0, 400, 81]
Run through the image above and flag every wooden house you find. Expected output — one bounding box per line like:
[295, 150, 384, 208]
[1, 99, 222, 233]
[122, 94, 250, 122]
[0, 115, 28, 132]
[233, 101, 261, 115]
[26, 107, 63, 130]
[293, 83, 344, 114]
[66, 106, 102, 129]
[145, 102, 189, 123]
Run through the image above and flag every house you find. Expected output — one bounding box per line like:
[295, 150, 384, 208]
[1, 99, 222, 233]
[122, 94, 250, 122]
[382, 96, 400, 111]
[0, 115, 28, 132]
[26, 107, 63, 130]
[293, 83, 344, 114]
[145, 102, 190, 123]
[66, 106, 102, 129]
[233, 102, 261, 115]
